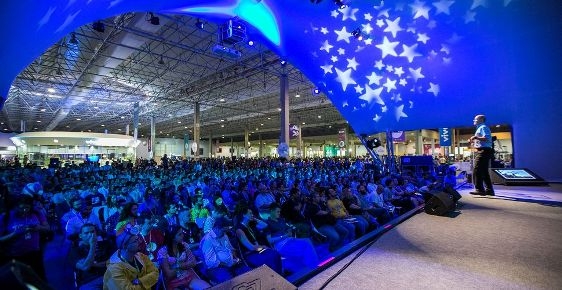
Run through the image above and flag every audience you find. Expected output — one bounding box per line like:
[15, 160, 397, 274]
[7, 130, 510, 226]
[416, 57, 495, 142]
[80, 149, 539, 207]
[0, 155, 431, 289]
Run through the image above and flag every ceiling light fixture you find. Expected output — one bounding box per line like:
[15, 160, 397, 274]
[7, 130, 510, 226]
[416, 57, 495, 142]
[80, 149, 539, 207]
[92, 21, 105, 33]
[312, 87, 321, 96]
[147, 12, 160, 25]
[68, 33, 78, 44]
[158, 55, 165, 65]
[195, 18, 204, 29]
[352, 28, 364, 41]
[334, 0, 347, 9]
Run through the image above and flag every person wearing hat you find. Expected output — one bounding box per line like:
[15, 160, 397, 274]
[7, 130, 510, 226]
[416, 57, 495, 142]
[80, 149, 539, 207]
[200, 217, 250, 283]
[103, 225, 159, 289]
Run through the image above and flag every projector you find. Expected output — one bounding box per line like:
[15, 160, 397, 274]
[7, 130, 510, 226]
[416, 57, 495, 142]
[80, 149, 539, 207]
[211, 44, 242, 60]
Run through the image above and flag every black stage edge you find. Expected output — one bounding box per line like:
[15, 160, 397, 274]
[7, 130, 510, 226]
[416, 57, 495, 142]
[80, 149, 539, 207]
[490, 168, 548, 186]
[287, 205, 424, 286]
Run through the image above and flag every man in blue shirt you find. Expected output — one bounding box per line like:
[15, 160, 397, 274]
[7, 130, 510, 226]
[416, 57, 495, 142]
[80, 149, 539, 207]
[469, 114, 495, 196]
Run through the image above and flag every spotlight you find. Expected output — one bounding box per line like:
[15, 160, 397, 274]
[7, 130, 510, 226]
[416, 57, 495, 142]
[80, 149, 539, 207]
[352, 28, 364, 41]
[334, 0, 347, 9]
[92, 21, 105, 33]
[247, 40, 255, 46]
[195, 19, 204, 29]
[280, 59, 287, 66]
[147, 12, 160, 25]
[312, 87, 320, 95]
[366, 138, 382, 149]
[68, 33, 78, 44]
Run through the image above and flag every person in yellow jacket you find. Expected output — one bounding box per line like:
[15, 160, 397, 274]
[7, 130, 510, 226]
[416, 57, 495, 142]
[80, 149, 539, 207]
[103, 225, 159, 289]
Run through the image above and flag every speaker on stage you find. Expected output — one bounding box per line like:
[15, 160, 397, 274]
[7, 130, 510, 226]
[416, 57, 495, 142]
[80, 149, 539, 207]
[208, 265, 296, 290]
[425, 191, 455, 216]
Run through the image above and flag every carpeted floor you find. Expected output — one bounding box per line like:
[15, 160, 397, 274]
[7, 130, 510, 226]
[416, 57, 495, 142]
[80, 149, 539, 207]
[300, 184, 562, 290]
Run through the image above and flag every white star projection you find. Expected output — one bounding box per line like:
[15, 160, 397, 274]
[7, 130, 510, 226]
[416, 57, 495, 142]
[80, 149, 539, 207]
[335, 27, 353, 43]
[320, 40, 334, 53]
[311, 0, 502, 127]
[347, 57, 359, 70]
[433, 0, 455, 15]
[359, 85, 385, 105]
[384, 17, 403, 38]
[321, 64, 334, 74]
[335, 68, 357, 91]
[366, 72, 383, 85]
[376, 37, 399, 58]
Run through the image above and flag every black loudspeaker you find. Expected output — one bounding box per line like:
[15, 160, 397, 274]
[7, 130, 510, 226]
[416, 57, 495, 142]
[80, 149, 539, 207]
[425, 191, 455, 216]
[208, 265, 296, 290]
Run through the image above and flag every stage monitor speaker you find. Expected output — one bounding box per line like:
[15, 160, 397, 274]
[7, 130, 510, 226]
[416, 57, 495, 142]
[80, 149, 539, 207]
[425, 191, 455, 216]
[208, 265, 296, 290]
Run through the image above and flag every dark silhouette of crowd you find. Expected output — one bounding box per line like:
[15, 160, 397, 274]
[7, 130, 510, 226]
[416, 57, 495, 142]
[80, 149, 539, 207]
[0, 156, 440, 289]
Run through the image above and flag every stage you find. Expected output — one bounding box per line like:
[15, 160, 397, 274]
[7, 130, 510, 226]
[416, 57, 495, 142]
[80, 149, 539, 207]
[300, 184, 562, 290]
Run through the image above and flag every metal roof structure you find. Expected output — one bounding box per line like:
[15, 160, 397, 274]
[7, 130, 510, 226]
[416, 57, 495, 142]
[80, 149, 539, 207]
[2, 13, 348, 143]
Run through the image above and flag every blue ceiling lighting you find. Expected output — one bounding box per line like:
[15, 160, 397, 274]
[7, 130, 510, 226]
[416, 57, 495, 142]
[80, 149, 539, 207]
[0, 0, 560, 138]
[170, 0, 280, 46]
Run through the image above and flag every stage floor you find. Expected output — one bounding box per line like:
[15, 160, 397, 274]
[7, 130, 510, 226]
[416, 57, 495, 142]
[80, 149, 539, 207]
[300, 184, 562, 290]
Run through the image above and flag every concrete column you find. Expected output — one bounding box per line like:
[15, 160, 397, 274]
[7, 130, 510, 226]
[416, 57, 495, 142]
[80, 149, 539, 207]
[125, 124, 129, 136]
[150, 116, 155, 159]
[431, 138, 435, 156]
[20, 120, 26, 132]
[244, 128, 249, 158]
[133, 102, 139, 142]
[209, 131, 213, 158]
[193, 102, 200, 159]
[279, 72, 289, 146]
[230, 138, 234, 158]
[297, 125, 302, 157]
[416, 130, 423, 155]
[259, 134, 263, 158]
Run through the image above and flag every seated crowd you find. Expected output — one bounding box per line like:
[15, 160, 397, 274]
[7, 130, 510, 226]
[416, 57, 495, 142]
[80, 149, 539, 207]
[0, 156, 441, 289]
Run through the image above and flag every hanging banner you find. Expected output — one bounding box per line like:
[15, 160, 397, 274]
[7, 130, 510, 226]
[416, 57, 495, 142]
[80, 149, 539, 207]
[324, 145, 337, 157]
[439, 128, 451, 146]
[392, 131, 406, 142]
[289, 124, 300, 139]
[338, 128, 346, 148]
